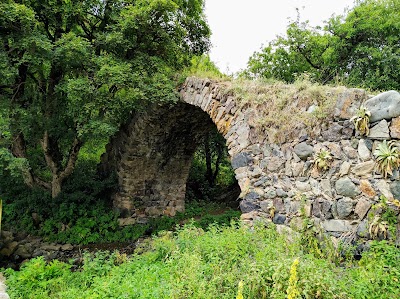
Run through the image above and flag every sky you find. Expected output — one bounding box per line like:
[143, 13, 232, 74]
[204, 0, 356, 74]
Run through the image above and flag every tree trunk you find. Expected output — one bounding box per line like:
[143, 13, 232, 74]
[204, 133, 213, 186]
[41, 131, 82, 198]
[51, 176, 63, 198]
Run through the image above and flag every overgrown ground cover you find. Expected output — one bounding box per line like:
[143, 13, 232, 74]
[4, 222, 400, 299]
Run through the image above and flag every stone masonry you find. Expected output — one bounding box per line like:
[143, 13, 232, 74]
[103, 77, 400, 241]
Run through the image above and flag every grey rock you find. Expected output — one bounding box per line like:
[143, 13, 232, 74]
[41, 244, 61, 251]
[322, 220, 352, 232]
[292, 162, 304, 176]
[339, 161, 351, 176]
[61, 244, 74, 251]
[231, 152, 253, 169]
[356, 220, 369, 238]
[351, 161, 375, 177]
[321, 123, 343, 142]
[276, 188, 288, 197]
[335, 177, 360, 198]
[390, 181, 400, 199]
[354, 198, 372, 220]
[14, 245, 32, 259]
[239, 200, 260, 213]
[273, 198, 285, 212]
[364, 90, 400, 122]
[295, 181, 311, 192]
[368, 119, 390, 140]
[245, 191, 260, 201]
[254, 177, 267, 187]
[259, 200, 273, 213]
[312, 199, 332, 219]
[358, 139, 371, 161]
[320, 179, 333, 198]
[336, 197, 354, 218]
[343, 146, 358, 159]
[265, 189, 277, 199]
[266, 156, 285, 172]
[376, 180, 393, 200]
[293, 142, 314, 160]
[273, 214, 286, 224]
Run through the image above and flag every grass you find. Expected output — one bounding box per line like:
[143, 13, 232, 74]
[222, 76, 347, 143]
[3, 223, 400, 299]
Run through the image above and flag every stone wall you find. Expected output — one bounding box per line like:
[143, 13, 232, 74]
[105, 77, 400, 242]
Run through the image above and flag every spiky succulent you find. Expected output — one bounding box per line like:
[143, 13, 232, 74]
[351, 106, 371, 136]
[313, 149, 333, 171]
[373, 140, 400, 178]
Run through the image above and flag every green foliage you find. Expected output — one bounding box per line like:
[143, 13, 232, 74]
[0, 0, 210, 196]
[181, 54, 228, 80]
[351, 106, 371, 136]
[244, 0, 400, 91]
[187, 127, 237, 202]
[4, 224, 400, 298]
[373, 140, 400, 178]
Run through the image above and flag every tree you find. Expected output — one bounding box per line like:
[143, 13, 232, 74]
[0, 0, 210, 198]
[244, 0, 400, 91]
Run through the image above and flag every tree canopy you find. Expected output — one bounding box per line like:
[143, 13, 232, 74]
[0, 0, 210, 197]
[244, 0, 400, 91]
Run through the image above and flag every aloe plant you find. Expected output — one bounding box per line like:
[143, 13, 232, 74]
[351, 106, 371, 136]
[313, 149, 333, 171]
[373, 140, 400, 178]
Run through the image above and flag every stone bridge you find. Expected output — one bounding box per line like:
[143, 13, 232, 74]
[102, 77, 400, 239]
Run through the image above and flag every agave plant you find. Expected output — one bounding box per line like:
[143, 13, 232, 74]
[313, 149, 333, 171]
[369, 215, 389, 240]
[351, 106, 371, 136]
[373, 140, 400, 178]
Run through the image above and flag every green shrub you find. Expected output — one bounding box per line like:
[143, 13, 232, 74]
[5, 223, 399, 298]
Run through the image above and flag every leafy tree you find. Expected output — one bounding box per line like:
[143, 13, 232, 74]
[244, 0, 400, 91]
[0, 0, 210, 198]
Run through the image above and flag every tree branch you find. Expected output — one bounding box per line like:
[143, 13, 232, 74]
[41, 130, 59, 175]
[59, 137, 83, 181]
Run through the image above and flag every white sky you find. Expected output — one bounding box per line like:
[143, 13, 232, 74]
[204, 0, 356, 74]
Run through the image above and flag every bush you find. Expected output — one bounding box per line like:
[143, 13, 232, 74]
[5, 223, 400, 298]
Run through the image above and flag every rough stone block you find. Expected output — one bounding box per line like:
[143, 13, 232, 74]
[294, 142, 314, 160]
[354, 198, 372, 220]
[364, 90, 400, 122]
[351, 161, 375, 177]
[335, 177, 360, 198]
[368, 119, 390, 140]
[322, 220, 352, 232]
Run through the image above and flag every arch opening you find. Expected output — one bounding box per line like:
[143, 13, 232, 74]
[102, 102, 241, 219]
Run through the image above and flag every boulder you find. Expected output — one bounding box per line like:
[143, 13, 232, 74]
[364, 90, 400, 122]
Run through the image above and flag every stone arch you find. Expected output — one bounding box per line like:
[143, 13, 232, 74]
[101, 77, 247, 219]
